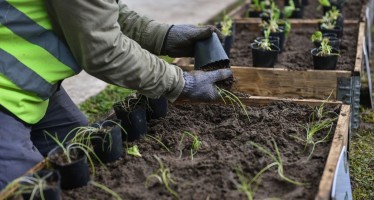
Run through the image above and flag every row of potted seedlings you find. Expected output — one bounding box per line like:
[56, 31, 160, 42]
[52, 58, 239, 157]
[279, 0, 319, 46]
[250, 3, 345, 70]
[247, 0, 347, 19]
[3, 94, 169, 200]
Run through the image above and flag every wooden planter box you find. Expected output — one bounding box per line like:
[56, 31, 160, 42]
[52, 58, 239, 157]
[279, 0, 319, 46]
[0, 97, 350, 200]
[175, 19, 364, 128]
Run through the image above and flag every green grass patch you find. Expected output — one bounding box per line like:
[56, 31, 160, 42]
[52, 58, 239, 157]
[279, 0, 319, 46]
[350, 129, 374, 200]
[79, 85, 133, 123]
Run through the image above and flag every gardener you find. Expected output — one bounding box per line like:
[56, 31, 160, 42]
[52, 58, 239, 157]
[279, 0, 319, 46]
[0, 0, 232, 190]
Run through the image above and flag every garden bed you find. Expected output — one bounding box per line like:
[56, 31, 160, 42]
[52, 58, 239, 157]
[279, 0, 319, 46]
[174, 19, 365, 100]
[54, 98, 348, 200]
[233, 0, 367, 20]
[230, 20, 360, 71]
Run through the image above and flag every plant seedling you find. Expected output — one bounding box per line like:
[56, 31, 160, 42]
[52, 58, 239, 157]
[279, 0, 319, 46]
[311, 31, 323, 43]
[250, 0, 270, 12]
[220, 14, 233, 37]
[7, 171, 54, 200]
[283, 0, 296, 19]
[328, 6, 341, 21]
[249, 139, 306, 186]
[127, 145, 142, 157]
[145, 155, 179, 199]
[234, 164, 279, 200]
[69, 120, 125, 153]
[45, 131, 103, 175]
[217, 87, 250, 121]
[254, 28, 272, 51]
[178, 131, 202, 160]
[89, 181, 122, 200]
[291, 113, 337, 160]
[146, 134, 171, 153]
[316, 38, 339, 56]
[318, 0, 331, 8]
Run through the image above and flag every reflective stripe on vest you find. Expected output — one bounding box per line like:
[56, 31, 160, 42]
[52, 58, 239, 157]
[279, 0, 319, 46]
[0, 0, 82, 124]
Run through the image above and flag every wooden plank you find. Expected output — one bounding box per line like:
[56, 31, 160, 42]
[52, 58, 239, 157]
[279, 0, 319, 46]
[176, 96, 343, 107]
[228, 0, 251, 19]
[234, 18, 359, 25]
[232, 67, 351, 99]
[0, 160, 47, 200]
[354, 23, 365, 74]
[172, 60, 352, 100]
[315, 104, 350, 200]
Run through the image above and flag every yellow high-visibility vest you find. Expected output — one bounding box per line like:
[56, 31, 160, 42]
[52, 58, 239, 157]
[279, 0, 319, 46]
[0, 0, 81, 124]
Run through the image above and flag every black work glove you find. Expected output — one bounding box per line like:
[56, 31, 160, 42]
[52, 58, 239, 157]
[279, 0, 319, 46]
[161, 25, 223, 57]
[179, 69, 233, 101]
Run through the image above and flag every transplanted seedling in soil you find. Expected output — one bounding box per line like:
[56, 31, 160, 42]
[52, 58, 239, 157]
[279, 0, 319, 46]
[146, 134, 171, 153]
[178, 131, 202, 160]
[234, 164, 281, 200]
[127, 145, 142, 157]
[145, 155, 179, 199]
[6, 171, 55, 200]
[291, 112, 337, 160]
[217, 87, 250, 121]
[249, 139, 306, 186]
[316, 38, 339, 56]
[89, 181, 122, 200]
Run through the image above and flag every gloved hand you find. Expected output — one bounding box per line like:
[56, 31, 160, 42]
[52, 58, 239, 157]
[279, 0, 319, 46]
[161, 25, 223, 57]
[179, 69, 233, 101]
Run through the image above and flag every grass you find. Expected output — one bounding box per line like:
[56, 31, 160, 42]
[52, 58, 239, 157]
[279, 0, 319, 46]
[350, 129, 374, 200]
[79, 85, 133, 123]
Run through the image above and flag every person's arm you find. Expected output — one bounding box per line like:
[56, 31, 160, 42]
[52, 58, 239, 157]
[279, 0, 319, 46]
[116, 0, 170, 55]
[46, 0, 184, 101]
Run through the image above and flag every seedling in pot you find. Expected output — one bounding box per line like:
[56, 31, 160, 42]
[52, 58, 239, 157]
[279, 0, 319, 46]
[311, 38, 340, 70]
[283, 0, 296, 19]
[318, 0, 331, 10]
[220, 14, 233, 37]
[311, 31, 340, 50]
[145, 155, 179, 199]
[251, 29, 280, 67]
[178, 131, 202, 160]
[45, 131, 102, 175]
[7, 170, 59, 200]
[249, 139, 306, 186]
[217, 87, 250, 121]
[70, 120, 124, 152]
[114, 94, 148, 141]
[291, 112, 337, 160]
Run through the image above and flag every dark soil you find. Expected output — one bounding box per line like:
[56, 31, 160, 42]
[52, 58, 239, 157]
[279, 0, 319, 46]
[49, 149, 82, 166]
[246, 0, 367, 20]
[62, 101, 340, 200]
[230, 23, 359, 71]
[201, 60, 233, 90]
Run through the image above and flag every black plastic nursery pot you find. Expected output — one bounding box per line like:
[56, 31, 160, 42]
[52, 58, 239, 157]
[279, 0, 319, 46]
[139, 95, 168, 121]
[248, 10, 262, 18]
[311, 48, 340, 70]
[91, 120, 123, 163]
[22, 169, 61, 200]
[113, 102, 147, 142]
[302, 0, 308, 6]
[251, 43, 280, 67]
[47, 147, 90, 190]
[194, 32, 229, 70]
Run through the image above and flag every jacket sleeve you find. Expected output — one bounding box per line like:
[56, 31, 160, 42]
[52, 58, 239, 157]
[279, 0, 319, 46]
[45, 0, 184, 102]
[117, 0, 170, 55]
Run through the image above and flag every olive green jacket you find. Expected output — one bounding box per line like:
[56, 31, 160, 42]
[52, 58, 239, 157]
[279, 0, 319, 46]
[46, 0, 184, 102]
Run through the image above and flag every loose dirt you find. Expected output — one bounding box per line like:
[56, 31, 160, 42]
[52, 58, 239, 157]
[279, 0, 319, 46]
[62, 101, 340, 200]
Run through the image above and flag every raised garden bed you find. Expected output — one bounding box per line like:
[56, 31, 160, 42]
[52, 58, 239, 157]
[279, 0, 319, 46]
[231, 0, 368, 21]
[0, 97, 350, 200]
[174, 19, 365, 101]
